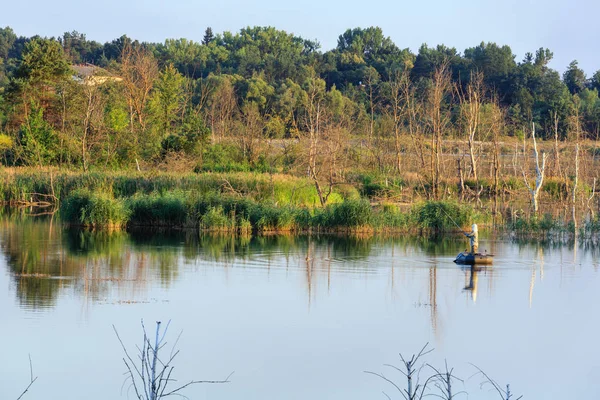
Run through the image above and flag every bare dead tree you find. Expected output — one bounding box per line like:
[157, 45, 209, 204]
[120, 42, 159, 139]
[456, 71, 484, 181]
[113, 320, 232, 400]
[79, 83, 105, 172]
[365, 343, 437, 400]
[488, 102, 504, 197]
[384, 69, 408, 174]
[427, 62, 452, 200]
[401, 71, 426, 170]
[587, 177, 597, 221]
[16, 355, 37, 400]
[239, 102, 265, 163]
[207, 77, 237, 144]
[572, 143, 579, 231]
[426, 361, 466, 400]
[471, 364, 522, 400]
[569, 99, 583, 231]
[365, 66, 379, 142]
[522, 122, 548, 215]
[302, 69, 328, 206]
[551, 111, 563, 178]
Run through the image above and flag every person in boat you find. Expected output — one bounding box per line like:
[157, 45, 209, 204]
[465, 224, 478, 254]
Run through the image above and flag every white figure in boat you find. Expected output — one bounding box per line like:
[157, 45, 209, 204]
[465, 223, 478, 254]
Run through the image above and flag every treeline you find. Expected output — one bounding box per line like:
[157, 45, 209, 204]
[0, 25, 599, 200]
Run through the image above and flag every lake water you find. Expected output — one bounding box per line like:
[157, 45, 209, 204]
[1, 218, 600, 400]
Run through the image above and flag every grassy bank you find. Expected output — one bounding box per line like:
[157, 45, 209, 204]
[59, 188, 483, 234]
[0, 168, 486, 233]
[8, 168, 600, 238]
[0, 169, 347, 207]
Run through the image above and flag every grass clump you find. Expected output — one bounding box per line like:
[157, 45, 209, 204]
[62, 190, 129, 228]
[200, 206, 236, 232]
[127, 192, 189, 227]
[509, 213, 563, 235]
[412, 201, 473, 232]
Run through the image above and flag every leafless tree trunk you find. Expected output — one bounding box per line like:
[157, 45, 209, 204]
[572, 143, 579, 230]
[457, 71, 484, 181]
[80, 83, 103, 172]
[400, 75, 426, 172]
[303, 71, 327, 206]
[522, 122, 548, 215]
[385, 70, 408, 174]
[239, 102, 265, 162]
[427, 62, 452, 200]
[120, 42, 159, 149]
[587, 178, 597, 221]
[552, 111, 562, 178]
[208, 78, 237, 143]
[114, 320, 231, 400]
[365, 343, 435, 400]
[568, 99, 584, 230]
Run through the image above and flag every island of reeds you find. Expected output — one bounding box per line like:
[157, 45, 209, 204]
[0, 26, 599, 237]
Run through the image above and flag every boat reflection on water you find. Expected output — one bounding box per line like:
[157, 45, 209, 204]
[462, 265, 493, 303]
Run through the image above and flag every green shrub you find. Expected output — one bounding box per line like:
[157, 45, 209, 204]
[200, 206, 235, 232]
[543, 179, 568, 200]
[413, 201, 472, 232]
[127, 192, 189, 226]
[330, 199, 373, 228]
[62, 190, 129, 227]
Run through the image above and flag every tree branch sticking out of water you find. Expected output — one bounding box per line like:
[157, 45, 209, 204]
[366, 345, 522, 400]
[365, 342, 437, 400]
[470, 364, 522, 400]
[113, 320, 233, 400]
[16, 355, 37, 400]
[426, 360, 467, 400]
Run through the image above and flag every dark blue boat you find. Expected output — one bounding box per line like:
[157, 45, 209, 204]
[454, 251, 494, 265]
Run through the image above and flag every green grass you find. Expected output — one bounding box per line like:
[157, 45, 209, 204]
[4, 169, 571, 236]
[200, 206, 236, 232]
[412, 200, 476, 232]
[0, 169, 343, 207]
[51, 185, 497, 234]
[127, 191, 189, 227]
[61, 190, 129, 227]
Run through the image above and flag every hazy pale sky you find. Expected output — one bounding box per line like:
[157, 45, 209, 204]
[2, 0, 599, 74]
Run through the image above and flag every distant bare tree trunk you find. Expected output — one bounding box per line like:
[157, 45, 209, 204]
[303, 71, 327, 206]
[569, 98, 583, 231]
[587, 178, 597, 221]
[120, 42, 159, 150]
[492, 122, 501, 196]
[427, 62, 452, 200]
[457, 158, 465, 195]
[401, 72, 426, 170]
[522, 123, 548, 215]
[552, 111, 562, 179]
[385, 70, 408, 174]
[239, 102, 265, 162]
[80, 83, 103, 172]
[457, 71, 484, 181]
[572, 143, 579, 230]
[209, 78, 236, 143]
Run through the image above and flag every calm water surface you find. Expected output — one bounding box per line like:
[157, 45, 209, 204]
[1, 218, 600, 399]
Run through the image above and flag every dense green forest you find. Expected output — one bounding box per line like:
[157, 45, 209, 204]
[1, 25, 598, 169]
[1, 25, 599, 232]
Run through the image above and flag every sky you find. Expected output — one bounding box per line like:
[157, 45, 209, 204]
[2, 0, 599, 75]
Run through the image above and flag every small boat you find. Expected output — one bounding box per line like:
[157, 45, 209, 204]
[454, 251, 494, 265]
